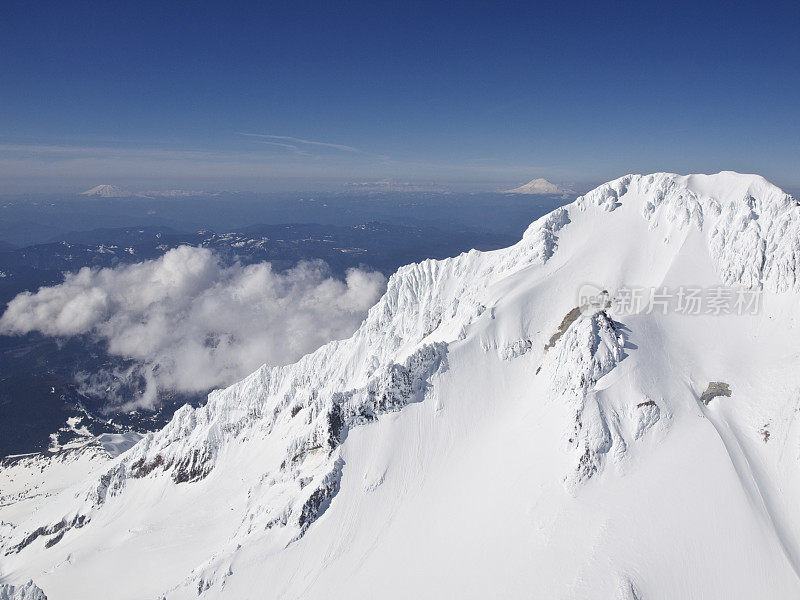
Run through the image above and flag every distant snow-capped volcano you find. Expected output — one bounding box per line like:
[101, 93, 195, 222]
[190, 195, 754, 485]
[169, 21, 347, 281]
[81, 185, 213, 198]
[504, 177, 571, 195]
[81, 185, 132, 198]
[5, 171, 800, 599]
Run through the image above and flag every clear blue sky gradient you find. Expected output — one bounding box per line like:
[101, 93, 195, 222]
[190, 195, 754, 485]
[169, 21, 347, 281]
[2, 1, 799, 191]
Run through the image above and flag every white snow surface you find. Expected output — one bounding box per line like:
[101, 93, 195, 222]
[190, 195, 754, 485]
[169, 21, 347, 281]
[95, 433, 144, 458]
[3, 171, 800, 599]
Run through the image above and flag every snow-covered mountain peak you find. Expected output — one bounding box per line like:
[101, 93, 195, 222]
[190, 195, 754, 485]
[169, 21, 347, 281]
[80, 184, 132, 198]
[573, 171, 800, 291]
[5, 172, 800, 599]
[504, 177, 570, 195]
[580, 171, 793, 213]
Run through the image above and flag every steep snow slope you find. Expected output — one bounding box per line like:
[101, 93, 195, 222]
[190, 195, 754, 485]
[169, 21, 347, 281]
[3, 172, 800, 599]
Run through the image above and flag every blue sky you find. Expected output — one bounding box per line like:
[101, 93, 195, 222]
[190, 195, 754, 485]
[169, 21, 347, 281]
[2, 1, 799, 192]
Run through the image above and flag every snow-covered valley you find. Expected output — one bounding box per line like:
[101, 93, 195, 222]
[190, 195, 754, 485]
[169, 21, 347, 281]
[2, 172, 800, 599]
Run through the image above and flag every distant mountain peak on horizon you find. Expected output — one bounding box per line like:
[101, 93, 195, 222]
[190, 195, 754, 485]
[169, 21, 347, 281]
[81, 185, 216, 198]
[504, 178, 571, 195]
[81, 184, 132, 198]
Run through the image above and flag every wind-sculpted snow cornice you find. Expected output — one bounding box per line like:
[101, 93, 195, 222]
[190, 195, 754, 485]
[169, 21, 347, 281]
[574, 172, 800, 292]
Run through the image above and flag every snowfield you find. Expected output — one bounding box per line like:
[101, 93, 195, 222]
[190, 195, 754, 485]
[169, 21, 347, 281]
[2, 172, 800, 599]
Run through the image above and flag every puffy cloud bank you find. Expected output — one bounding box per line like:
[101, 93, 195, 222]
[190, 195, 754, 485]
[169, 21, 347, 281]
[0, 246, 386, 409]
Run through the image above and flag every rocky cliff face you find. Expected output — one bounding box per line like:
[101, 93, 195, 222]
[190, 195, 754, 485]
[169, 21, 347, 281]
[0, 580, 47, 600]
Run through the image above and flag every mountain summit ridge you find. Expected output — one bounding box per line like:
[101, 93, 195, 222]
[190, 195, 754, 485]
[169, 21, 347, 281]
[4, 171, 800, 599]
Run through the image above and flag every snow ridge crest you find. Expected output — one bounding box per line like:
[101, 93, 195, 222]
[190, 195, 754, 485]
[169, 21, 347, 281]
[577, 172, 800, 291]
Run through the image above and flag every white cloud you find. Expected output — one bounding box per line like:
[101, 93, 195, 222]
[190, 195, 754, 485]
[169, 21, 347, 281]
[0, 247, 386, 410]
[237, 133, 362, 153]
